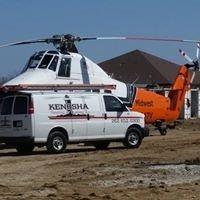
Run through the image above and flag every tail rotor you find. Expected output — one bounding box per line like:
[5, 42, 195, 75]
[179, 43, 200, 84]
[179, 43, 200, 71]
[179, 49, 194, 64]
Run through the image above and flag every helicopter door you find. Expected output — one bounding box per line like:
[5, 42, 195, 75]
[57, 57, 71, 78]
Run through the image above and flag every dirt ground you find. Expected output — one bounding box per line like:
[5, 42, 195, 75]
[0, 119, 200, 200]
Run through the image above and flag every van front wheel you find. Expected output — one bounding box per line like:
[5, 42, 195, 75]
[46, 131, 67, 154]
[123, 127, 142, 148]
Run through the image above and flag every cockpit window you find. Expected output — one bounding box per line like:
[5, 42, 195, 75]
[48, 56, 59, 72]
[58, 57, 71, 77]
[38, 54, 53, 69]
[27, 52, 44, 69]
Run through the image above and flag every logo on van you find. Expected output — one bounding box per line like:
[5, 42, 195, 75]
[48, 103, 88, 111]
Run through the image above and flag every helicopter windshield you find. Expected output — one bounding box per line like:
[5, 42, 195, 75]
[48, 56, 59, 71]
[27, 51, 44, 69]
[38, 54, 53, 69]
[25, 51, 59, 71]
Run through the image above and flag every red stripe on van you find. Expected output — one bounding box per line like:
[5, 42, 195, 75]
[48, 116, 142, 120]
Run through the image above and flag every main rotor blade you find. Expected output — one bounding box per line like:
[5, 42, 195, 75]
[0, 38, 57, 48]
[80, 36, 200, 44]
[2, 35, 200, 51]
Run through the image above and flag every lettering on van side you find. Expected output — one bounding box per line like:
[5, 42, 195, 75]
[112, 117, 141, 123]
[49, 103, 88, 111]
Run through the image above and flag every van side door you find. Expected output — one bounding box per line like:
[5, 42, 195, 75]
[70, 96, 87, 140]
[83, 95, 105, 139]
[103, 95, 130, 138]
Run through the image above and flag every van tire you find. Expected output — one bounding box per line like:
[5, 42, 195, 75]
[123, 127, 142, 148]
[46, 131, 67, 154]
[16, 143, 34, 154]
[93, 141, 110, 150]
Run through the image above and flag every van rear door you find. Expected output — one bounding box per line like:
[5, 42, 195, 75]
[0, 95, 32, 138]
[12, 96, 32, 137]
[0, 96, 14, 137]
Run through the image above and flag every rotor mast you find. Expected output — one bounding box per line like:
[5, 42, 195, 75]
[51, 34, 81, 53]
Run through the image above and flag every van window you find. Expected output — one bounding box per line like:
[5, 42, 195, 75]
[14, 96, 28, 114]
[1, 97, 14, 115]
[104, 96, 127, 112]
[58, 58, 71, 77]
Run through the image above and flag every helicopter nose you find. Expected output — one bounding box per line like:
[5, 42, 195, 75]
[4, 69, 55, 86]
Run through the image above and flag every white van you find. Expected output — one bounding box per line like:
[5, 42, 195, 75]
[0, 91, 148, 153]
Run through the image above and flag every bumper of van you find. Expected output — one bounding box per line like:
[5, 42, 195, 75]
[142, 126, 149, 137]
[0, 137, 34, 145]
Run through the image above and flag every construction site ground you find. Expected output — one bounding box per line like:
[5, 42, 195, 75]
[0, 119, 200, 200]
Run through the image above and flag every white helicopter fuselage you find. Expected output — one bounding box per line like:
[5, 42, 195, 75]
[5, 51, 128, 99]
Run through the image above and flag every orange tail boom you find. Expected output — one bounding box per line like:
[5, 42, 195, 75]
[131, 65, 192, 123]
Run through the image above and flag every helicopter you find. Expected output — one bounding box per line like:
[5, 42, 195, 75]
[0, 34, 199, 135]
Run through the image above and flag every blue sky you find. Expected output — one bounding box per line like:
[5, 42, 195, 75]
[0, 0, 200, 76]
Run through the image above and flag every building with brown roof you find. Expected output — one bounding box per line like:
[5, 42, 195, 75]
[99, 49, 200, 87]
